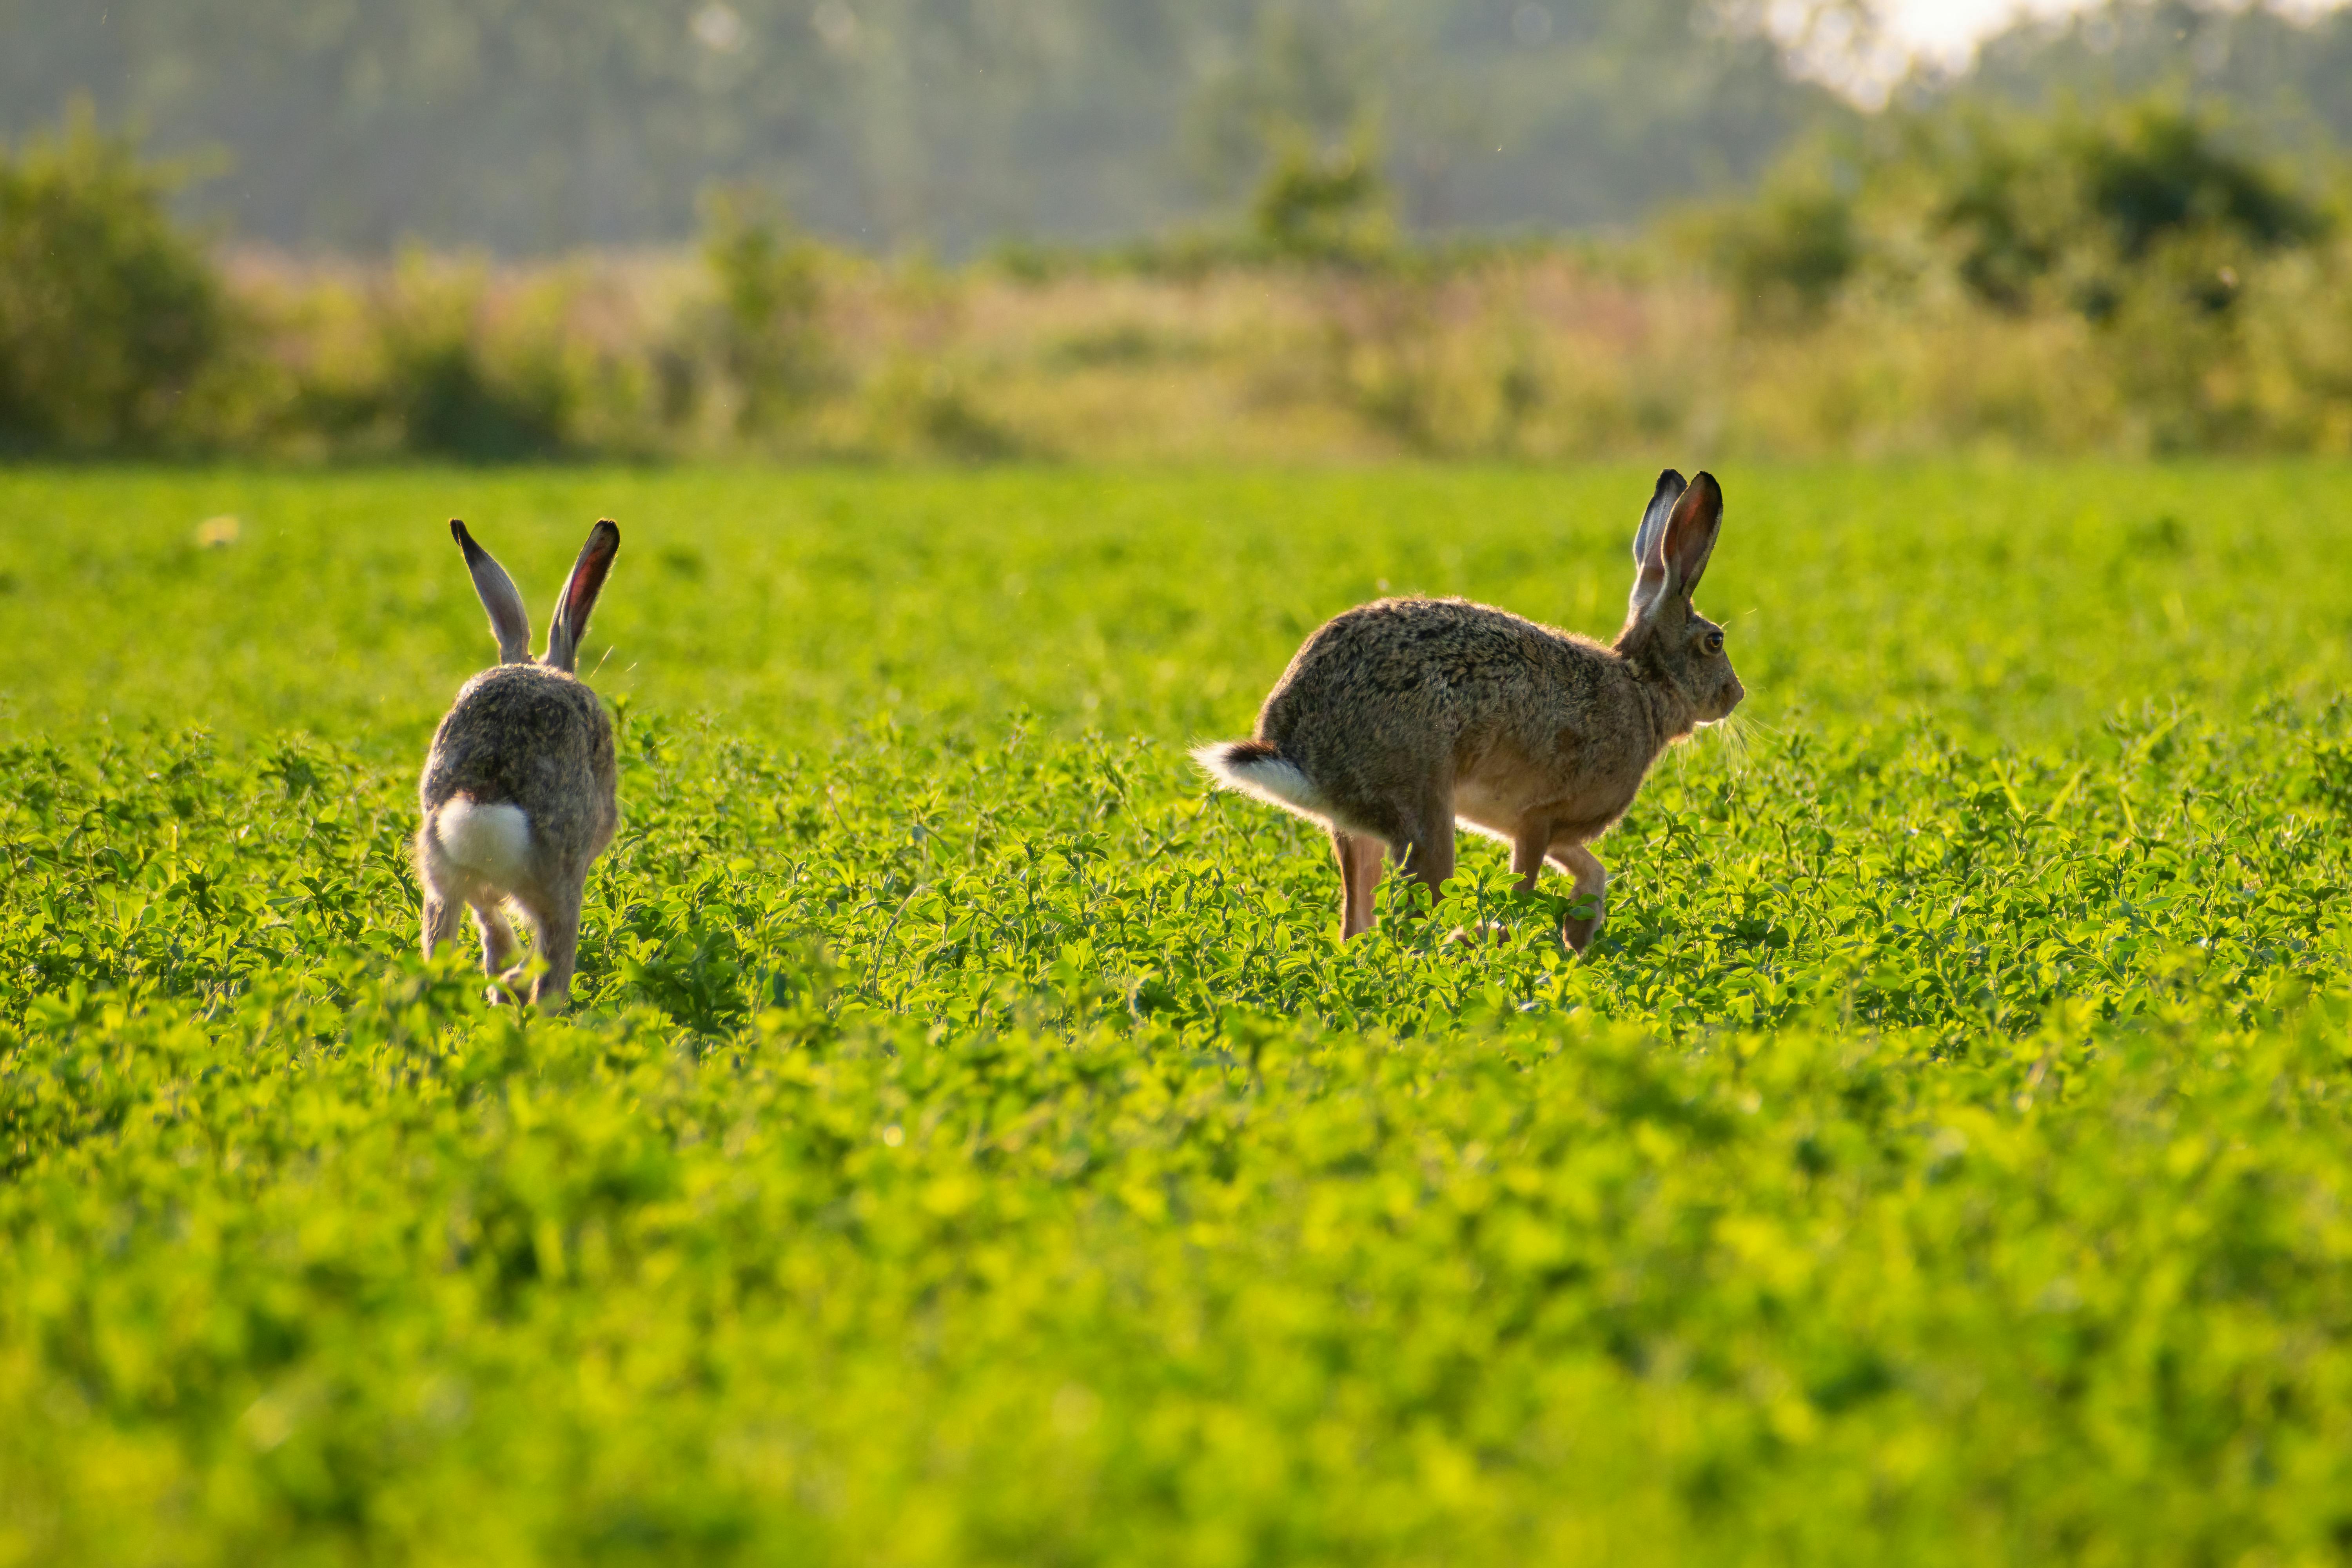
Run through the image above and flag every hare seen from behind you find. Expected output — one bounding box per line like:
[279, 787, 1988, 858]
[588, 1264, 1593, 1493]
[1195, 470, 1740, 951]
[417, 519, 621, 1009]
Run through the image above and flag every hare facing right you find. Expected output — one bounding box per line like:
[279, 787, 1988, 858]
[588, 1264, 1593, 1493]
[1194, 470, 1740, 951]
[417, 519, 621, 1009]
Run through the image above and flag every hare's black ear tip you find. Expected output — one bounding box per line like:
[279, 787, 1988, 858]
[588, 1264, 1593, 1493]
[1691, 471, 1723, 500]
[1653, 468, 1686, 497]
[594, 518, 620, 548]
[449, 518, 467, 543]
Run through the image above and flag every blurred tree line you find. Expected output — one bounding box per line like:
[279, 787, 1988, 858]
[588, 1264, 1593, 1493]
[0, 0, 1843, 253]
[1944, 0, 2352, 150]
[7, 0, 2346, 258]
[3, 0, 2351, 459]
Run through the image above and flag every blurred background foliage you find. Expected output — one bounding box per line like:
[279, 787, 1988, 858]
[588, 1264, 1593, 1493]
[1, 0, 2350, 459]
[0, 0, 1844, 252]
[0, 109, 234, 454]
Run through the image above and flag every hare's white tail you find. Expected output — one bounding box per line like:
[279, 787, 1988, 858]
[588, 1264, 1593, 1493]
[434, 797, 533, 886]
[1192, 740, 1331, 823]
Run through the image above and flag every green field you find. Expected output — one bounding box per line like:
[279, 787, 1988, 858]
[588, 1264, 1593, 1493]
[5, 463, 2352, 1564]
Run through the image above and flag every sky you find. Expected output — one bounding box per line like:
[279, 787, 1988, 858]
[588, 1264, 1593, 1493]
[1880, 0, 2097, 62]
[1877, 0, 2348, 67]
[1775, 0, 2111, 102]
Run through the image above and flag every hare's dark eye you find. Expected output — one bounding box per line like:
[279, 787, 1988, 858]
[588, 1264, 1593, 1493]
[1702, 630, 1725, 656]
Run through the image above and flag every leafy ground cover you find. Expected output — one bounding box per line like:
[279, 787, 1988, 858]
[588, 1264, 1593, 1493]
[4, 463, 2352, 1563]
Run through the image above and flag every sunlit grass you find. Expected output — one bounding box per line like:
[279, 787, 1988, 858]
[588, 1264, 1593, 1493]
[5, 461, 2352, 1563]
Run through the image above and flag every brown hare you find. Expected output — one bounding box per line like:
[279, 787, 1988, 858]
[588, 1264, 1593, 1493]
[417, 519, 621, 1009]
[1194, 470, 1740, 951]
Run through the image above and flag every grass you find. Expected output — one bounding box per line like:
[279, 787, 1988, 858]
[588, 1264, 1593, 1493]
[5, 461, 2352, 1563]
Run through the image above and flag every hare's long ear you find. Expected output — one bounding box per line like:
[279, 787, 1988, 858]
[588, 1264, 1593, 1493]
[452, 520, 533, 664]
[1627, 469, 1686, 620]
[543, 519, 620, 673]
[1655, 471, 1723, 606]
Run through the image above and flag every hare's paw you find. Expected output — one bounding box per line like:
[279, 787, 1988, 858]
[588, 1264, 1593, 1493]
[1560, 895, 1606, 955]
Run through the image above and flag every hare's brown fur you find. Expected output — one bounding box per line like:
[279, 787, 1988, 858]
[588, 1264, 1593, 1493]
[1200, 470, 1740, 949]
[423, 665, 616, 845]
[1257, 597, 1684, 848]
[416, 520, 621, 1007]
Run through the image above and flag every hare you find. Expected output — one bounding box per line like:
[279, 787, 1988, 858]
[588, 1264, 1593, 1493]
[1194, 470, 1740, 951]
[417, 519, 621, 1008]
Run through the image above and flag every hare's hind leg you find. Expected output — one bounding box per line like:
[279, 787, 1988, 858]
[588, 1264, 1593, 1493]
[472, 901, 521, 980]
[515, 884, 583, 1011]
[421, 886, 463, 961]
[1548, 840, 1609, 953]
[1330, 829, 1385, 940]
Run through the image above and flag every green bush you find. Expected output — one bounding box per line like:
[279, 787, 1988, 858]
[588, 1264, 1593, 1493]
[1705, 97, 2331, 328]
[2073, 101, 2323, 265]
[260, 255, 615, 463]
[1677, 94, 2352, 452]
[1922, 112, 2067, 314]
[701, 189, 829, 436]
[1709, 178, 1862, 325]
[1251, 127, 1392, 263]
[0, 107, 232, 452]
[1931, 100, 2325, 320]
[374, 258, 574, 461]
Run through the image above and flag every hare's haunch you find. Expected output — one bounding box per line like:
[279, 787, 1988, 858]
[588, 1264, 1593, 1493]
[417, 519, 622, 1008]
[1196, 470, 1740, 950]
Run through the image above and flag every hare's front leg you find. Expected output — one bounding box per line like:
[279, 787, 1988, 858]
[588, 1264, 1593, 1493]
[1391, 791, 1456, 918]
[1510, 821, 1551, 893]
[1550, 841, 1609, 953]
[1436, 818, 1556, 951]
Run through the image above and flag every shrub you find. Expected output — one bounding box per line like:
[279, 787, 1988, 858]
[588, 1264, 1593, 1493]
[700, 189, 828, 435]
[2074, 100, 2323, 263]
[854, 358, 1025, 461]
[1251, 127, 1392, 263]
[0, 107, 232, 452]
[1704, 97, 2330, 330]
[373, 258, 574, 461]
[1922, 113, 2067, 313]
[1924, 99, 2326, 319]
[1709, 179, 1862, 325]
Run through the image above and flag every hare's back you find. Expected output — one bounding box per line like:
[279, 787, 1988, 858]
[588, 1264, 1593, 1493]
[424, 664, 615, 818]
[1264, 597, 1582, 728]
